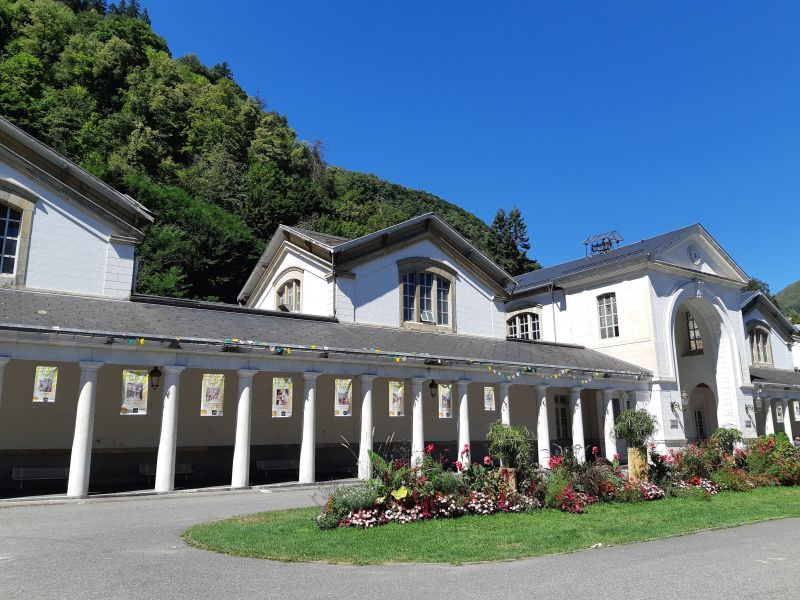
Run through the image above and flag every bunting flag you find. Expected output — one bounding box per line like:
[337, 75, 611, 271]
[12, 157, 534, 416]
[389, 381, 405, 417]
[121, 369, 148, 415]
[32, 366, 58, 403]
[334, 378, 353, 416]
[272, 377, 293, 418]
[200, 373, 225, 416]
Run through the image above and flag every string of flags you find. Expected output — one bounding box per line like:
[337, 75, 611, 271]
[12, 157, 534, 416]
[115, 336, 642, 381]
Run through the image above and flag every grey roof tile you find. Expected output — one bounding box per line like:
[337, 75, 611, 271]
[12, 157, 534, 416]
[750, 366, 800, 387]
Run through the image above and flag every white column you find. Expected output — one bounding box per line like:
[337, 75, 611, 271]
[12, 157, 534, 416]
[231, 369, 257, 488]
[299, 372, 320, 483]
[499, 382, 511, 426]
[411, 377, 426, 466]
[602, 389, 616, 460]
[456, 379, 471, 464]
[570, 387, 585, 463]
[358, 374, 376, 480]
[155, 365, 186, 493]
[536, 385, 550, 466]
[67, 361, 103, 498]
[782, 398, 794, 439]
[764, 398, 775, 435]
[0, 357, 9, 406]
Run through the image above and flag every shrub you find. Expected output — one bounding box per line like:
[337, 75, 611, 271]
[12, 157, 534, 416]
[614, 409, 658, 448]
[712, 467, 755, 492]
[710, 428, 743, 454]
[545, 468, 573, 508]
[486, 420, 535, 471]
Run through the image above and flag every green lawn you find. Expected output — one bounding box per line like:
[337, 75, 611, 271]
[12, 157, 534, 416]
[183, 487, 800, 565]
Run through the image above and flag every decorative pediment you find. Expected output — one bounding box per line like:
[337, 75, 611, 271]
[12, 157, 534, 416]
[650, 226, 748, 284]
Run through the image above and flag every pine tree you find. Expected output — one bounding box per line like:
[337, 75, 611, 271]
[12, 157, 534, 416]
[489, 207, 540, 276]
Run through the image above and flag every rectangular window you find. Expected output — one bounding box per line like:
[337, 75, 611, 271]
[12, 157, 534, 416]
[519, 314, 530, 339]
[686, 311, 703, 352]
[554, 395, 570, 439]
[402, 273, 416, 321]
[1, 205, 22, 275]
[531, 313, 541, 340]
[694, 410, 706, 439]
[436, 276, 450, 325]
[419, 273, 433, 315]
[597, 293, 619, 339]
[507, 317, 518, 337]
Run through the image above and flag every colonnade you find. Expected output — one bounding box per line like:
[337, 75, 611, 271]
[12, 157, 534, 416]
[761, 397, 796, 440]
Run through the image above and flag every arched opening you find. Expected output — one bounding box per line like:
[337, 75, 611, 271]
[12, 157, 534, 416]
[686, 383, 717, 442]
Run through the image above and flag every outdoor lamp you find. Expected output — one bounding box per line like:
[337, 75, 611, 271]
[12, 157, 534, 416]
[754, 397, 763, 411]
[149, 366, 162, 390]
[671, 391, 689, 413]
[429, 380, 438, 400]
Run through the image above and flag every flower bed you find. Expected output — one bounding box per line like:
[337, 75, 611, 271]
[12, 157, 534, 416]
[315, 426, 800, 530]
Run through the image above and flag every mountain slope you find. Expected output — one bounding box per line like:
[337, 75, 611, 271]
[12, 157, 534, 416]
[0, 0, 538, 302]
[776, 280, 800, 316]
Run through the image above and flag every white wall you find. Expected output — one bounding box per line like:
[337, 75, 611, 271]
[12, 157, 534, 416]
[0, 163, 135, 298]
[251, 246, 332, 316]
[343, 238, 505, 338]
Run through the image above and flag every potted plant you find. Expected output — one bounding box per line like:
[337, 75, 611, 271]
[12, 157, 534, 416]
[486, 420, 534, 490]
[614, 408, 658, 482]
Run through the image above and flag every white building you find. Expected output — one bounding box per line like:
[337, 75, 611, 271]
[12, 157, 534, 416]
[0, 116, 798, 497]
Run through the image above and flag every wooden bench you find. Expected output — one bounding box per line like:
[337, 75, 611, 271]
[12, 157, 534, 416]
[256, 459, 299, 482]
[11, 466, 69, 489]
[138, 463, 194, 486]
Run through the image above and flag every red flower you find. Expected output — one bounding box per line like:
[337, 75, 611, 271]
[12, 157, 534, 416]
[424, 443, 435, 454]
[462, 444, 471, 455]
[455, 461, 463, 471]
[613, 453, 620, 460]
[483, 455, 492, 466]
[591, 446, 599, 455]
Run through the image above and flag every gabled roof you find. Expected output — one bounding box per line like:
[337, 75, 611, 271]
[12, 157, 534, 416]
[0, 117, 153, 239]
[750, 366, 800, 389]
[0, 288, 650, 376]
[238, 213, 515, 304]
[741, 291, 798, 339]
[514, 223, 747, 292]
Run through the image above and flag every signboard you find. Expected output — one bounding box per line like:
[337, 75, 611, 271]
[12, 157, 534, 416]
[483, 386, 496, 411]
[272, 377, 293, 417]
[201, 373, 225, 416]
[776, 403, 784, 423]
[389, 381, 405, 417]
[32, 366, 58, 403]
[121, 369, 148, 415]
[335, 378, 352, 416]
[794, 400, 800, 421]
[438, 383, 452, 419]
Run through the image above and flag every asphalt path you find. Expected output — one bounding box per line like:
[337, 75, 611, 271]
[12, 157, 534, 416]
[0, 487, 798, 600]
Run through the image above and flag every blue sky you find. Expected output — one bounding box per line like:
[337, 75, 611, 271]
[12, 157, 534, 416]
[144, 1, 799, 292]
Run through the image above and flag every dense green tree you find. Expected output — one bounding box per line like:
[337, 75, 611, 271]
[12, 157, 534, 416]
[0, 0, 541, 301]
[743, 278, 779, 307]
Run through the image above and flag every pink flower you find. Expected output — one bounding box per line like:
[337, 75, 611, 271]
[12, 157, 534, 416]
[591, 446, 599, 455]
[455, 461, 463, 471]
[462, 444, 470, 455]
[613, 453, 620, 460]
[424, 443, 435, 454]
[483, 456, 492, 466]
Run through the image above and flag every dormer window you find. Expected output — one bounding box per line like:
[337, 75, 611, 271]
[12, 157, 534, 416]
[398, 259, 455, 330]
[1, 205, 21, 275]
[750, 326, 772, 366]
[277, 279, 301, 312]
[507, 311, 540, 340]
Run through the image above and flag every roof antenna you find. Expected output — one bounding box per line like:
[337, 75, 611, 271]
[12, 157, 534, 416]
[583, 231, 623, 256]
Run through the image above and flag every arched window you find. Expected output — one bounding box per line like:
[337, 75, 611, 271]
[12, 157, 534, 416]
[507, 312, 541, 340]
[398, 259, 455, 329]
[1, 204, 21, 275]
[686, 311, 703, 352]
[277, 279, 301, 312]
[750, 326, 772, 366]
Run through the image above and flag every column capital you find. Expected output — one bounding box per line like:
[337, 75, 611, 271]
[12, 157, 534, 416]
[410, 376, 428, 385]
[0, 356, 10, 367]
[303, 371, 321, 382]
[601, 388, 615, 400]
[78, 361, 103, 372]
[534, 384, 548, 393]
[360, 373, 378, 383]
[456, 378, 471, 387]
[236, 368, 258, 378]
[497, 381, 511, 390]
[163, 365, 187, 376]
[570, 386, 583, 393]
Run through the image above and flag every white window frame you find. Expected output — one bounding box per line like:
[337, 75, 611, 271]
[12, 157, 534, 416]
[506, 311, 541, 341]
[0, 204, 22, 276]
[554, 394, 570, 440]
[749, 326, 773, 367]
[597, 293, 620, 339]
[398, 259, 455, 331]
[686, 311, 703, 353]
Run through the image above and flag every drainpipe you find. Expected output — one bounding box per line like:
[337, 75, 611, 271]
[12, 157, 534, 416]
[331, 249, 337, 318]
[550, 283, 558, 343]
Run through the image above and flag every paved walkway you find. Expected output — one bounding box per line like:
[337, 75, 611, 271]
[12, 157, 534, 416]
[1, 487, 798, 600]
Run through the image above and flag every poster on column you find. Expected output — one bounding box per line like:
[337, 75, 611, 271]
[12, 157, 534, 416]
[200, 373, 225, 416]
[121, 369, 148, 415]
[794, 401, 799, 421]
[438, 383, 452, 418]
[483, 386, 496, 411]
[776, 403, 784, 423]
[32, 366, 58, 403]
[272, 377, 293, 417]
[335, 378, 352, 416]
[389, 381, 405, 417]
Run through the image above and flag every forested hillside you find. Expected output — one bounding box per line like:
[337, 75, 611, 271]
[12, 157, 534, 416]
[0, 0, 539, 302]
[776, 280, 800, 324]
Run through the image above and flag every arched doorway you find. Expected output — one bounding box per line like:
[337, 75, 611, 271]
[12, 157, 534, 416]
[686, 383, 717, 442]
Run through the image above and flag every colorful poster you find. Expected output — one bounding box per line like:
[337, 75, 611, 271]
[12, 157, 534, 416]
[483, 386, 496, 411]
[389, 381, 405, 417]
[794, 401, 800, 421]
[438, 383, 452, 419]
[121, 369, 148, 415]
[272, 377, 293, 417]
[335, 378, 352, 416]
[32, 366, 58, 403]
[776, 403, 784, 423]
[201, 373, 225, 416]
